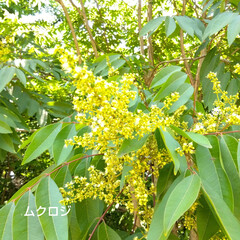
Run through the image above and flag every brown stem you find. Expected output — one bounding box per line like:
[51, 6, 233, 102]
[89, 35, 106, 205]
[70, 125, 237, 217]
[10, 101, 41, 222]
[11, 154, 103, 203]
[204, 130, 240, 135]
[147, 0, 154, 66]
[56, 0, 82, 65]
[88, 188, 124, 240]
[179, 0, 194, 86]
[69, 0, 99, 58]
[138, 0, 144, 55]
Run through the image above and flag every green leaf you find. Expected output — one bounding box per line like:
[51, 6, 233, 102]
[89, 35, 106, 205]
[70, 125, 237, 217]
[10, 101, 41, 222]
[140, 17, 165, 37]
[202, 180, 240, 239]
[53, 165, 72, 188]
[15, 68, 26, 86]
[220, 136, 240, 220]
[0, 120, 12, 134]
[97, 223, 121, 240]
[163, 174, 201, 234]
[159, 127, 187, 174]
[150, 65, 181, 89]
[165, 16, 176, 37]
[148, 174, 185, 240]
[0, 134, 16, 153]
[196, 146, 222, 197]
[13, 191, 44, 240]
[168, 83, 193, 113]
[203, 12, 236, 40]
[153, 71, 187, 101]
[75, 198, 104, 239]
[53, 124, 76, 165]
[174, 16, 195, 37]
[156, 163, 174, 199]
[197, 196, 219, 240]
[227, 15, 240, 45]
[205, 135, 234, 211]
[117, 134, 149, 157]
[22, 122, 62, 164]
[74, 157, 91, 179]
[237, 140, 240, 175]
[0, 202, 15, 240]
[35, 176, 68, 240]
[0, 66, 15, 92]
[171, 125, 212, 148]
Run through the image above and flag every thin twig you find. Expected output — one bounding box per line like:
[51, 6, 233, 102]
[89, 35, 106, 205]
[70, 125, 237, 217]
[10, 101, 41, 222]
[56, 0, 82, 65]
[69, 0, 99, 58]
[88, 188, 124, 240]
[204, 130, 240, 135]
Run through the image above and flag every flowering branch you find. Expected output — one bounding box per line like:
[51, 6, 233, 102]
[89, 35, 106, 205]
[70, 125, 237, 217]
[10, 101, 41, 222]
[11, 154, 103, 203]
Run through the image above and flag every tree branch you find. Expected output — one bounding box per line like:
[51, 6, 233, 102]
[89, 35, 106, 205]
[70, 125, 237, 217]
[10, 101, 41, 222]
[179, 0, 194, 86]
[138, 0, 144, 55]
[69, 0, 99, 58]
[147, 0, 154, 66]
[56, 0, 82, 65]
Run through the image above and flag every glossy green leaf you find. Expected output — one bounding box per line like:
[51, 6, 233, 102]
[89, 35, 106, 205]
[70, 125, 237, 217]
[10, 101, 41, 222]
[148, 174, 184, 240]
[168, 83, 193, 113]
[227, 15, 240, 45]
[13, 191, 44, 240]
[171, 125, 212, 148]
[0, 120, 12, 134]
[35, 176, 68, 240]
[202, 180, 240, 239]
[75, 198, 104, 239]
[140, 17, 165, 37]
[197, 196, 219, 240]
[156, 163, 174, 199]
[117, 134, 149, 157]
[165, 16, 176, 37]
[174, 16, 195, 37]
[15, 68, 26, 86]
[159, 127, 187, 174]
[150, 65, 181, 89]
[0, 202, 15, 240]
[196, 146, 222, 197]
[53, 165, 72, 187]
[53, 124, 76, 165]
[0, 66, 15, 92]
[74, 157, 91, 179]
[153, 71, 187, 101]
[205, 135, 234, 210]
[203, 12, 235, 40]
[0, 134, 16, 153]
[237, 140, 240, 175]
[220, 136, 240, 219]
[163, 174, 201, 234]
[22, 122, 62, 164]
[97, 223, 121, 240]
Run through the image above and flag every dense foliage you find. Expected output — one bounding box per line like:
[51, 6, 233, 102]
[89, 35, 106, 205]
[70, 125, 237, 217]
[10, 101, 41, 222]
[0, 0, 240, 239]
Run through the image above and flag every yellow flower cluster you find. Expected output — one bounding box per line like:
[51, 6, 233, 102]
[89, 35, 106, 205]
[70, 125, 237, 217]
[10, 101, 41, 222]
[192, 69, 240, 133]
[0, 39, 11, 62]
[183, 202, 198, 230]
[176, 142, 195, 156]
[234, 63, 240, 75]
[61, 66, 186, 227]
